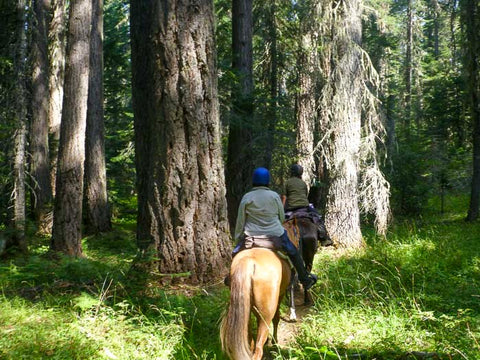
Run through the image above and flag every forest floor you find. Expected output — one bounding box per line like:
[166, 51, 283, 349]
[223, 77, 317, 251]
[277, 295, 314, 346]
[3, 196, 480, 359]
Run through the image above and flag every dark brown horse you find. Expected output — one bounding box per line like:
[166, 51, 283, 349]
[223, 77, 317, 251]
[287, 216, 331, 319]
[220, 220, 300, 360]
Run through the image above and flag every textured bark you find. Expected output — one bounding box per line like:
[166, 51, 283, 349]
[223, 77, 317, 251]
[404, 0, 413, 135]
[48, 0, 67, 196]
[11, 0, 28, 252]
[465, 0, 480, 221]
[85, 0, 111, 234]
[296, 26, 317, 187]
[296, 0, 329, 213]
[51, 0, 91, 256]
[431, 0, 440, 58]
[31, 0, 53, 233]
[226, 0, 254, 230]
[318, 0, 364, 248]
[264, 0, 277, 169]
[131, 0, 231, 283]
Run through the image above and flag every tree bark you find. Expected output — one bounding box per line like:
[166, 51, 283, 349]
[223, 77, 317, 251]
[432, 0, 440, 58]
[465, 0, 480, 221]
[226, 0, 254, 230]
[85, 0, 111, 234]
[31, 0, 53, 233]
[48, 0, 67, 196]
[296, 6, 318, 187]
[51, 0, 92, 256]
[264, 0, 277, 169]
[404, 0, 413, 136]
[318, 0, 364, 248]
[130, 0, 231, 283]
[11, 0, 29, 253]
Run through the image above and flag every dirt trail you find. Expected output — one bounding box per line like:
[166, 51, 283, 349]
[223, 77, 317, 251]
[277, 292, 314, 346]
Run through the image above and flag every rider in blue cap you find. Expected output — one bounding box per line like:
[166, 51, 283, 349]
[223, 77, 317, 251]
[230, 167, 317, 290]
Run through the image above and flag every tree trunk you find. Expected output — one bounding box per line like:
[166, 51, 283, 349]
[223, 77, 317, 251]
[11, 0, 28, 253]
[264, 0, 277, 169]
[51, 0, 91, 256]
[226, 0, 254, 230]
[318, 0, 364, 248]
[31, 0, 53, 233]
[48, 0, 67, 196]
[296, 10, 318, 187]
[130, 0, 231, 283]
[404, 0, 413, 136]
[85, 0, 111, 234]
[432, 0, 440, 58]
[465, 0, 480, 221]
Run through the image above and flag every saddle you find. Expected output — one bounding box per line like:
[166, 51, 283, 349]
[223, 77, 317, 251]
[285, 206, 329, 241]
[240, 235, 283, 252]
[285, 206, 322, 225]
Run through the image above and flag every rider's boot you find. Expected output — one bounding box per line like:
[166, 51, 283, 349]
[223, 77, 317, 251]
[288, 251, 317, 290]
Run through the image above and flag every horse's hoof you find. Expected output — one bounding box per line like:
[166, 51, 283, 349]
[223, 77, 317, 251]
[289, 308, 297, 322]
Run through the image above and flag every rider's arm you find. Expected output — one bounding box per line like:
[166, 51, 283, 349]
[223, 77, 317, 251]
[234, 200, 246, 243]
[276, 195, 286, 223]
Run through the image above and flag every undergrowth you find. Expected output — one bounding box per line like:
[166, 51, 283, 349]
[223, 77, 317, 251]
[1, 194, 479, 359]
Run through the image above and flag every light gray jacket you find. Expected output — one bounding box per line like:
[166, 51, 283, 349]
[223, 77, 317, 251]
[234, 186, 285, 243]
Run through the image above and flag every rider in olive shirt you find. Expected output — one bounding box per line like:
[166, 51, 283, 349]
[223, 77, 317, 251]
[231, 167, 317, 290]
[282, 164, 309, 210]
[281, 164, 332, 246]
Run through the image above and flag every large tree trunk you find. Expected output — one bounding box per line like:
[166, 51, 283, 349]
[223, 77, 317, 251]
[48, 0, 67, 196]
[84, 0, 111, 234]
[318, 0, 364, 248]
[264, 0, 277, 169]
[31, 0, 53, 233]
[51, 0, 91, 256]
[226, 0, 254, 230]
[296, 6, 318, 187]
[465, 0, 480, 221]
[11, 0, 29, 253]
[130, 0, 231, 283]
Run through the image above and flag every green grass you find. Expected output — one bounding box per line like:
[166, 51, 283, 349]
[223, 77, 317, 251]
[271, 194, 480, 359]
[1, 197, 480, 359]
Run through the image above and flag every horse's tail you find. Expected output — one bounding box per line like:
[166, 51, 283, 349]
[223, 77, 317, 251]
[220, 257, 254, 360]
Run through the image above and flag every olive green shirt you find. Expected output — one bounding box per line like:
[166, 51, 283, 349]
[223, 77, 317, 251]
[283, 176, 309, 210]
[234, 186, 285, 243]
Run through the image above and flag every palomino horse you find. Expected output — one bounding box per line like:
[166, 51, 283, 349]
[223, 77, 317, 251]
[220, 220, 299, 360]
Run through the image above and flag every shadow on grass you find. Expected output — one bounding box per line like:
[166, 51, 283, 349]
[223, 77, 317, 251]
[0, 223, 137, 303]
[271, 343, 455, 359]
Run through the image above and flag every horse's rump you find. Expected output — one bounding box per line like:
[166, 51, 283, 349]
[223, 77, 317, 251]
[220, 248, 290, 360]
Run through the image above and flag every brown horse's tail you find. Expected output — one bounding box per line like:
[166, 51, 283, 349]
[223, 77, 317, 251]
[220, 257, 254, 360]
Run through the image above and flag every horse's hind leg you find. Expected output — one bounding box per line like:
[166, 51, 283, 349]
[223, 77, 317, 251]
[252, 316, 271, 360]
[272, 305, 281, 344]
